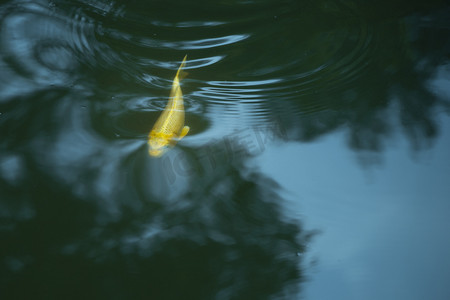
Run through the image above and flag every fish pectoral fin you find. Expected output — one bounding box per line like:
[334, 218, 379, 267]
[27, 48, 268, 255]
[177, 126, 190, 140]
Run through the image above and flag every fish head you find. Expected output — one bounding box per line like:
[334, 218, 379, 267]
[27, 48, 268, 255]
[148, 132, 173, 157]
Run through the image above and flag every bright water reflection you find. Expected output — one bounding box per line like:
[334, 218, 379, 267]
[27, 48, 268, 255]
[1, 0, 449, 299]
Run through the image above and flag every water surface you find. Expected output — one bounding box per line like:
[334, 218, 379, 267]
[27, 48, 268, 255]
[1, 0, 450, 299]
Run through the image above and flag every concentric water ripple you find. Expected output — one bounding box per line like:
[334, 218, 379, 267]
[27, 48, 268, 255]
[1, 0, 441, 202]
[77, 0, 382, 136]
[0, 0, 379, 130]
[0, 1, 103, 99]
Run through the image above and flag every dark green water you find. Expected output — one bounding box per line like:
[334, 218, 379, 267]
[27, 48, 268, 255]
[1, 0, 450, 299]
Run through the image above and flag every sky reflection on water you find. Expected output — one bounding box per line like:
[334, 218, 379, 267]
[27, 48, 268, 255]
[258, 112, 450, 300]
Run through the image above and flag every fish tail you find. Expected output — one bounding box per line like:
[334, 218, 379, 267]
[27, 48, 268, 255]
[175, 55, 188, 81]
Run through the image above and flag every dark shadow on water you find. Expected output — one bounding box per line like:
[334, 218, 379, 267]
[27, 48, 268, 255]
[267, 3, 450, 161]
[0, 142, 312, 299]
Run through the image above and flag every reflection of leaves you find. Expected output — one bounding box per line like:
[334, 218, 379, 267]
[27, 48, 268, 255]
[270, 3, 450, 155]
[1, 140, 312, 299]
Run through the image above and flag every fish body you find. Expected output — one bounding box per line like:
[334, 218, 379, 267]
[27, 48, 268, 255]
[148, 55, 190, 157]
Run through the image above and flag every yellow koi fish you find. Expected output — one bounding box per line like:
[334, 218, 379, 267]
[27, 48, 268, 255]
[148, 55, 190, 157]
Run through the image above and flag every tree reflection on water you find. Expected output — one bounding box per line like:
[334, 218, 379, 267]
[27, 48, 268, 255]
[1, 140, 311, 299]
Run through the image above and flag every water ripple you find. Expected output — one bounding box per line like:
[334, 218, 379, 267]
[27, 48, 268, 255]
[0, 1, 100, 99]
[0, 0, 412, 160]
[123, 34, 250, 50]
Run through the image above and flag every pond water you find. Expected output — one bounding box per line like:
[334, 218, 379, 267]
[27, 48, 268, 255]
[1, 0, 449, 299]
